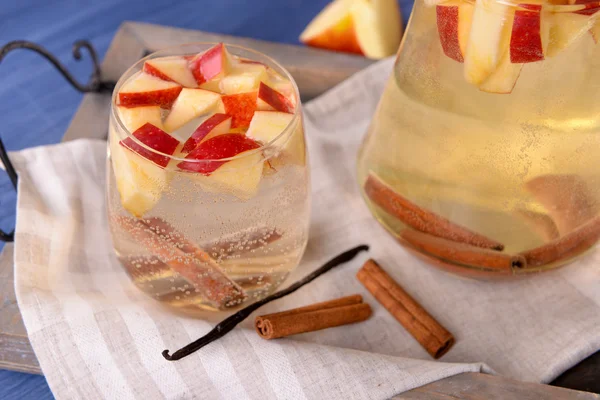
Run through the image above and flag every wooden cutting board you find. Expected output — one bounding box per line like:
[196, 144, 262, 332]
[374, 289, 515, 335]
[1, 21, 598, 399]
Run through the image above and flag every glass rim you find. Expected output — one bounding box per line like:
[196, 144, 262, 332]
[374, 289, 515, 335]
[111, 42, 301, 163]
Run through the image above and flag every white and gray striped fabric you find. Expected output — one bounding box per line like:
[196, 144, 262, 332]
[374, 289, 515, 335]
[7, 59, 600, 399]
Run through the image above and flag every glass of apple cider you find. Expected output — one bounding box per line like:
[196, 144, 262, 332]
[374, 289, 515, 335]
[358, 0, 600, 278]
[106, 43, 310, 311]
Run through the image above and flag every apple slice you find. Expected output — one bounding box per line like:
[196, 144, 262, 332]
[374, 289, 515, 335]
[247, 111, 306, 166]
[219, 62, 269, 95]
[546, 11, 595, 57]
[221, 92, 258, 128]
[178, 133, 264, 200]
[510, 4, 549, 63]
[111, 124, 179, 217]
[299, 0, 402, 59]
[118, 72, 182, 109]
[163, 88, 221, 132]
[121, 123, 180, 168]
[464, 0, 515, 85]
[436, 2, 474, 62]
[181, 113, 232, 153]
[189, 43, 234, 86]
[256, 82, 295, 113]
[143, 56, 197, 88]
[117, 105, 163, 133]
[478, 55, 523, 93]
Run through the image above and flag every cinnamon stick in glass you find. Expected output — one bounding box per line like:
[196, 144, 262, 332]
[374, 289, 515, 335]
[357, 259, 454, 359]
[255, 295, 372, 339]
[114, 216, 246, 309]
[520, 216, 600, 267]
[364, 173, 503, 250]
[401, 229, 525, 271]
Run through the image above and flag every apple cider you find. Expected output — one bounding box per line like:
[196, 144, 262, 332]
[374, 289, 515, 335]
[358, 0, 600, 277]
[106, 43, 310, 311]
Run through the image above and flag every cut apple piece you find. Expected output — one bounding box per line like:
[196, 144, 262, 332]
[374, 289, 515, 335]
[118, 72, 182, 109]
[178, 133, 264, 200]
[464, 0, 515, 85]
[219, 62, 269, 95]
[221, 92, 258, 128]
[163, 88, 221, 132]
[181, 113, 232, 153]
[178, 133, 261, 174]
[143, 56, 197, 88]
[121, 123, 180, 168]
[189, 43, 234, 86]
[574, 0, 600, 16]
[256, 82, 295, 113]
[110, 124, 176, 217]
[510, 4, 548, 63]
[117, 105, 163, 133]
[246, 111, 294, 143]
[436, 2, 474, 62]
[546, 11, 595, 57]
[300, 0, 402, 59]
[478, 55, 523, 94]
[247, 111, 306, 166]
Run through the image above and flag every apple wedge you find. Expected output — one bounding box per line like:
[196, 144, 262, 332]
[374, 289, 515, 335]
[221, 92, 258, 128]
[436, 2, 474, 62]
[121, 123, 180, 168]
[111, 123, 179, 217]
[181, 113, 232, 153]
[163, 88, 222, 132]
[510, 4, 550, 63]
[478, 56, 523, 93]
[300, 0, 402, 59]
[178, 133, 264, 200]
[464, 0, 515, 85]
[247, 111, 306, 166]
[118, 72, 182, 109]
[546, 11, 596, 57]
[189, 43, 234, 86]
[143, 56, 197, 88]
[256, 82, 295, 113]
[117, 105, 163, 133]
[220, 62, 269, 95]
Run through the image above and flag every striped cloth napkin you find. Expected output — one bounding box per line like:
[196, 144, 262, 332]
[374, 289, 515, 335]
[6, 58, 600, 399]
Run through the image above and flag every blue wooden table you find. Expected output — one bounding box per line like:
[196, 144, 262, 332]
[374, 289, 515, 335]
[0, 1, 412, 398]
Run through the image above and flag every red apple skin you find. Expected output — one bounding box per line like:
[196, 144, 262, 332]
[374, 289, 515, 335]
[189, 43, 228, 85]
[437, 5, 464, 63]
[182, 113, 231, 153]
[142, 62, 175, 83]
[575, 1, 600, 15]
[177, 133, 261, 175]
[118, 86, 182, 109]
[221, 92, 258, 128]
[258, 82, 295, 113]
[510, 4, 544, 63]
[120, 123, 180, 167]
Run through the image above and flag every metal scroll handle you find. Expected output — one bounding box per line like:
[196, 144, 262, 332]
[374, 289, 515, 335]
[0, 40, 115, 242]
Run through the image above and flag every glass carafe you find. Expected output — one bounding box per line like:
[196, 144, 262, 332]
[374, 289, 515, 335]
[358, 0, 600, 278]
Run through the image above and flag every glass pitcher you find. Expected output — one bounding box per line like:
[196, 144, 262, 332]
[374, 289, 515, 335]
[357, 0, 600, 278]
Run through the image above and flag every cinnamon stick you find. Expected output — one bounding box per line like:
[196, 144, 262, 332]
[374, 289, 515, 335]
[520, 216, 600, 267]
[255, 295, 371, 340]
[401, 229, 525, 271]
[357, 259, 454, 359]
[364, 173, 503, 250]
[113, 216, 246, 309]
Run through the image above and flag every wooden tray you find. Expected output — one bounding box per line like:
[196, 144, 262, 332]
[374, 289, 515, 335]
[1, 21, 598, 399]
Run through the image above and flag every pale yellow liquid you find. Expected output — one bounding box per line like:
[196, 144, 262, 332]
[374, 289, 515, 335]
[357, 3, 600, 274]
